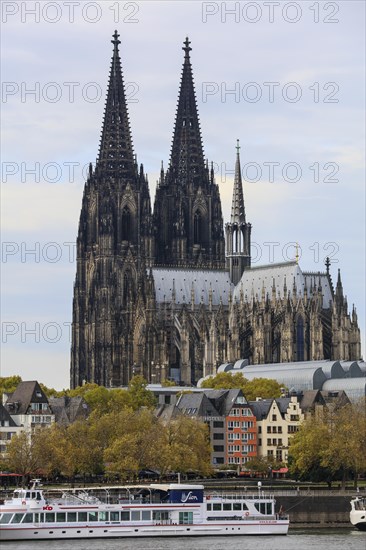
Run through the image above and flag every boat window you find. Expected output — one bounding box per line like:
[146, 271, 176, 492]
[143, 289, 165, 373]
[36, 492, 42, 500]
[67, 512, 77, 522]
[57, 513, 66, 522]
[78, 512, 87, 522]
[22, 513, 33, 523]
[88, 512, 98, 522]
[233, 503, 241, 511]
[179, 511, 193, 525]
[255, 502, 271, 515]
[131, 511, 140, 521]
[223, 503, 232, 511]
[141, 511, 151, 521]
[121, 511, 130, 521]
[207, 503, 212, 511]
[213, 503, 221, 511]
[242, 503, 248, 511]
[110, 511, 120, 522]
[0, 513, 13, 524]
[11, 513, 24, 523]
[153, 511, 169, 521]
[98, 511, 109, 521]
[45, 513, 55, 523]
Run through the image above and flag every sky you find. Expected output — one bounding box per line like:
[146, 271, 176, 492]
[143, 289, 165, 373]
[1, 1, 365, 390]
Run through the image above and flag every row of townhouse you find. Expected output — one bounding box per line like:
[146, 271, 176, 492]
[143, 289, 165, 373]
[154, 386, 350, 469]
[0, 381, 89, 458]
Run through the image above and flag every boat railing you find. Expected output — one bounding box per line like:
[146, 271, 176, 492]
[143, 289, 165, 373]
[206, 491, 274, 501]
[50, 492, 102, 505]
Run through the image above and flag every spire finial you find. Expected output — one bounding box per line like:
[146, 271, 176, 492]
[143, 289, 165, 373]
[236, 139, 240, 154]
[112, 30, 121, 47]
[295, 243, 299, 264]
[325, 256, 330, 274]
[183, 36, 192, 57]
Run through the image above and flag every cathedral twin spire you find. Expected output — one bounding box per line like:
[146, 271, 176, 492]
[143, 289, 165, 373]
[93, 31, 244, 271]
[169, 37, 206, 188]
[97, 30, 135, 179]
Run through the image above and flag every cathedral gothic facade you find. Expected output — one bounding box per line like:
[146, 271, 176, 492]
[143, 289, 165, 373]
[70, 32, 361, 389]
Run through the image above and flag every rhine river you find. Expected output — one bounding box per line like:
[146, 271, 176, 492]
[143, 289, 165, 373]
[2, 530, 366, 550]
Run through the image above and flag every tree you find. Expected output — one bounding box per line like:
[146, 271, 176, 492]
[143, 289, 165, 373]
[201, 372, 245, 390]
[288, 399, 366, 486]
[243, 378, 284, 401]
[6, 431, 43, 480]
[201, 372, 284, 400]
[159, 416, 212, 477]
[103, 409, 164, 479]
[127, 375, 157, 410]
[0, 375, 22, 396]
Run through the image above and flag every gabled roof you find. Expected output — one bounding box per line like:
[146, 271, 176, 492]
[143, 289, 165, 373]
[176, 392, 222, 417]
[249, 399, 273, 420]
[155, 404, 181, 423]
[5, 381, 50, 415]
[152, 267, 233, 306]
[299, 390, 324, 411]
[48, 396, 89, 425]
[233, 261, 333, 308]
[0, 403, 17, 427]
[275, 397, 292, 415]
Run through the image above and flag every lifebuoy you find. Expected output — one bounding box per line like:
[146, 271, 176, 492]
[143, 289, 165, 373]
[245, 512, 249, 517]
[22, 500, 26, 505]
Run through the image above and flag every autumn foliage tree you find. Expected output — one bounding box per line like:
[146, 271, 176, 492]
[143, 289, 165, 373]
[201, 372, 284, 400]
[289, 398, 366, 487]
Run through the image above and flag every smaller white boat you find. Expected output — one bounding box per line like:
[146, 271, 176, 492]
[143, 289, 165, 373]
[350, 496, 366, 531]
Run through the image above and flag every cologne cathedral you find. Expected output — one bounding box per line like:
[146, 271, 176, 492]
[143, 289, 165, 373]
[70, 32, 361, 388]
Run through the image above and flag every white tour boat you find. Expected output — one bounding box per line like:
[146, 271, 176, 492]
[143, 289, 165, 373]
[350, 495, 366, 531]
[0, 479, 289, 541]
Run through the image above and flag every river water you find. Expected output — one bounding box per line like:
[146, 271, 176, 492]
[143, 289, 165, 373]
[2, 529, 366, 550]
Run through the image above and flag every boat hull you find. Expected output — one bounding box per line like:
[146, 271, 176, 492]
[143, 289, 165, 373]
[350, 501, 366, 531]
[0, 521, 289, 541]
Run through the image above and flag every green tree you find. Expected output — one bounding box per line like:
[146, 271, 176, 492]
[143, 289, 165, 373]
[201, 372, 284, 400]
[0, 375, 22, 396]
[243, 378, 284, 401]
[161, 379, 177, 387]
[288, 399, 366, 486]
[201, 372, 246, 390]
[127, 375, 157, 410]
